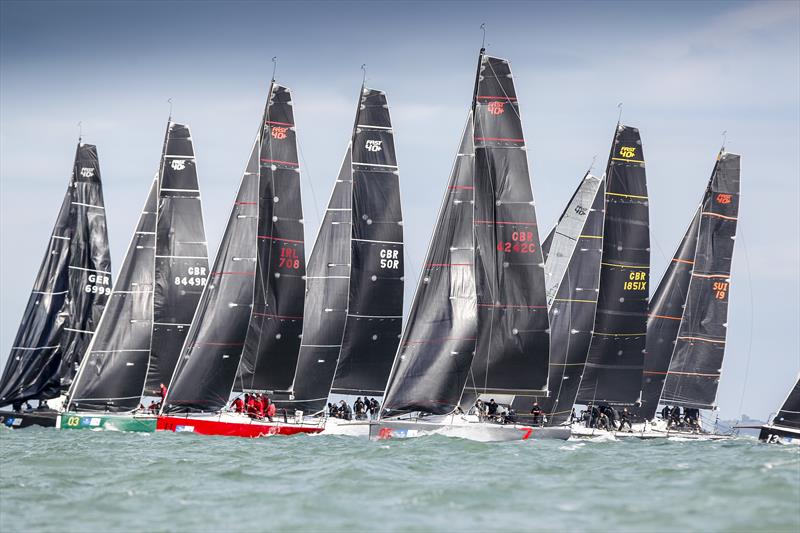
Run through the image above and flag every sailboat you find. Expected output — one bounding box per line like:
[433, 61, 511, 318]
[57, 121, 209, 432]
[757, 374, 800, 444]
[0, 141, 112, 429]
[273, 83, 404, 436]
[569, 123, 651, 438]
[157, 80, 322, 438]
[511, 172, 605, 427]
[630, 150, 741, 439]
[370, 49, 568, 442]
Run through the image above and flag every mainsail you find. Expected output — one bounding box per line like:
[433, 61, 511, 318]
[576, 125, 650, 405]
[0, 143, 111, 408]
[67, 122, 209, 412]
[285, 87, 403, 413]
[383, 49, 548, 416]
[659, 152, 740, 410]
[163, 82, 304, 414]
[518, 174, 604, 424]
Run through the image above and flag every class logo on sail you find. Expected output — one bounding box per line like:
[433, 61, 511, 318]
[271, 126, 288, 140]
[619, 146, 637, 159]
[170, 160, 186, 171]
[716, 193, 732, 204]
[365, 139, 382, 152]
[80, 167, 95, 178]
[487, 101, 505, 115]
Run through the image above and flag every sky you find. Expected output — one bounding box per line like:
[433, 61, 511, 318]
[1, 0, 798, 421]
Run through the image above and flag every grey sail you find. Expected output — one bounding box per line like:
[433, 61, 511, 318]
[236, 84, 306, 394]
[0, 143, 112, 408]
[382, 115, 477, 416]
[146, 123, 210, 394]
[514, 174, 605, 424]
[576, 125, 650, 406]
[464, 52, 550, 401]
[660, 152, 740, 410]
[67, 182, 158, 412]
[284, 87, 403, 413]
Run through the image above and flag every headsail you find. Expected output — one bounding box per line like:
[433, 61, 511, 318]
[163, 83, 303, 414]
[772, 375, 800, 431]
[285, 87, 403, 413]
[67, 181, 157, 412]
[465, 52, 550, 400]
[146, 123, 210, 394]
[237, 85, 306, 394]
[382, 115, 477, 416]
[576, 125, 650, 405]
[516, 174, 604, 424]
[0, 143, 111, 408]
[659, 152, 740, 410]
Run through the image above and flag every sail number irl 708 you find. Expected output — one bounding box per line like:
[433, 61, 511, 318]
[623, 271, 647, 291]
[279, 247, 301, 269]
[497, 231, 537, 254]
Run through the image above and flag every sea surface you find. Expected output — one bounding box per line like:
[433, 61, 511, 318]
[1, 428, 798, 532]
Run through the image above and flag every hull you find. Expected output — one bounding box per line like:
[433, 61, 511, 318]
[758, 425, 800, 445]
[370, 416, 570, 442]
[157, 413, 324, 438]
[570, 420, 733, 440]
[322, 417, 372, 437]
[57, 413, 156, 432]
[0, 409, 58, 429]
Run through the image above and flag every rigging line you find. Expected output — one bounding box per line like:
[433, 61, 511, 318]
[271, 56, 277, 82]
[721, 130, 727, 152]
[734, 223, 755, 423]
[480, 23, 486, 49]
[361, 64, 367, 88]
[167, 98, 173, 121]
[617, 102, 623, 126]
[77, 121, 82, 143]
[295, 134, 323, 233]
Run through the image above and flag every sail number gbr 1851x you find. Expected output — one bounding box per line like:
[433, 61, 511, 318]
[497, 231, 537, 254]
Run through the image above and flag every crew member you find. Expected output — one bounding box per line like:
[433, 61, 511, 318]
[487, 399, 498, 418]
[160, 383, 168, 404]
[530, 402, 544, 425]
[618, 407, 633, 432]
[266, 398, 276, 422]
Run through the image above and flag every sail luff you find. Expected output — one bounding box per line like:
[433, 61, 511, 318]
[0, 143, 112, 407]
[660, 152, 740, 410]
[576, 124, 650, 405]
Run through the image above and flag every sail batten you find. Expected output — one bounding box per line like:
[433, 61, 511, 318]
[0, 143, 112, 408]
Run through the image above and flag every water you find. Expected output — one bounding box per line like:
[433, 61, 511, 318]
[1, 429, 798, 532]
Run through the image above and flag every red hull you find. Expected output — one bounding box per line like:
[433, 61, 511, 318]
[157, 415, 323, 438]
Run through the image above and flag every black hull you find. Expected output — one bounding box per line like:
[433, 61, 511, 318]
[0, 409, 58, 429]
[758, 425, 800, 444]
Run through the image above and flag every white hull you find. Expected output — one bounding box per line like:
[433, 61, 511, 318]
[570, 419, 734, 441]
[370, 414, 571, 442]
[321, 417, 372, 437]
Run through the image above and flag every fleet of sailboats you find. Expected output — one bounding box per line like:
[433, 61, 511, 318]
[0, 48, 789, 444]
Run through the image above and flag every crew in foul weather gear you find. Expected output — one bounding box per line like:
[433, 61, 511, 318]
[160, 383, 168, 403]
[354, 397, 366, 420]
[618, 407, 632, 432]
[661, 405, 671, 421]
[530, 402, 544, 425]
[266, 399, 276, 422]
[487, 399, 498, 417]
[232, 397, 244, 414]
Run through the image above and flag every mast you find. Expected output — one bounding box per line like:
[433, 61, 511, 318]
[576, 124, 650, 406]
[236, 84, 306, 394]
[163, 82, 304, 414]
[514, 173, 605, 424]
[659, 152, 740, 410]
[284, 86, 403, 413]
[146, 123, 210, 394]
[0, 143, 111, 408]
[463, 51, 550, 401]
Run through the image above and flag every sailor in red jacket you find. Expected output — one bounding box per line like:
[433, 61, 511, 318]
[256, 394, 266, 419]
[246, 394, 257, 417]
[266, 398, 276, 422]
[232, 397, 244, 414]
[159, 383, 168, 403]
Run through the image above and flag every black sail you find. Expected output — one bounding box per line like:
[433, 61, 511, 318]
[0, 143, 111, 407]
[237, 84, 306, 394]
[465, 52, 550, 399]
[577, 125, 650, 405]
[517, 174, 605, 424]
[773, 376, 800, 431]
[146, 123, 209, 394]
[660, 152, 740, 410]
[163, 142, 259, 413]
[332, 89, 404, 398]
[67, 182, 158, 412]
[285, 87, 403, 413]
[636, 210, 701, 419]
[382, 115, 477, 416]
